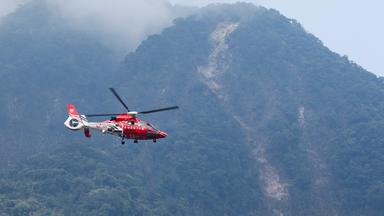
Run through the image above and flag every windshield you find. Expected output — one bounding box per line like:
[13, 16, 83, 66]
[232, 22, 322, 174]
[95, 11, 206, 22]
[138, 121, 157, 130]
[146, 122, 157, 130]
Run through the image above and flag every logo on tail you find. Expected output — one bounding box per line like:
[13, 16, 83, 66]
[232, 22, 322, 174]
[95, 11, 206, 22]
[64, 104, 86, 131]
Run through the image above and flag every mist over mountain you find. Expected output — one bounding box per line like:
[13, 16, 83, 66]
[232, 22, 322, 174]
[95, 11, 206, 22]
[0, 0, 28, 19]
[48, 0, 185, 53]
[0, 1, 383, 216]
[0, 0, 196, 53]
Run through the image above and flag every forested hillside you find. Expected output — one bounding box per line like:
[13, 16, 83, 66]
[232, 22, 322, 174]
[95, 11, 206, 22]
[0, 2, 383, 216]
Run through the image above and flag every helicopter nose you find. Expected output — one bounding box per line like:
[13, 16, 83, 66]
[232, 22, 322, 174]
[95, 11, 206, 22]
[157, 131, 167, 138]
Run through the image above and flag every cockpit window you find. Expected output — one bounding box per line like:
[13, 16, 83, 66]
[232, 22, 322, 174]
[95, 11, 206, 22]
[136, 121, 157, 130]
[140, 122, 156, 131]
[146, 123, 157, 130]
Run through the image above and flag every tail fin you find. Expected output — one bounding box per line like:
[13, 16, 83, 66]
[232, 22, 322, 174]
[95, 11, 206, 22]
[67, 104, 80, 118]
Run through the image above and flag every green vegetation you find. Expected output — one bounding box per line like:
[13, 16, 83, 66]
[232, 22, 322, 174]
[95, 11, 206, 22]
[0, 138, 263, 216]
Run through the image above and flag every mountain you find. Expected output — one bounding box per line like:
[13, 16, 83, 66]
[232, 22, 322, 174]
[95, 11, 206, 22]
[0, 2, 383, 216]
[115, 4, 384, 214]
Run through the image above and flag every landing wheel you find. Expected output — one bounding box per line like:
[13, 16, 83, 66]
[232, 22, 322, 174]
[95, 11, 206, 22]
[153, 139, 157, 143]
[121, 141, 125, 145]
[134, 140, 138, 143]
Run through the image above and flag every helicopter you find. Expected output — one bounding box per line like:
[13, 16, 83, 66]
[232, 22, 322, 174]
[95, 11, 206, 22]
[64, 88, 179, 144]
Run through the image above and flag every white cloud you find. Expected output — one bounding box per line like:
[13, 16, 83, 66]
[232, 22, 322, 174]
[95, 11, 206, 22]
[48, 0, 176, 52]
[0, 0, 195, 54]
[0, 0, 29, 18]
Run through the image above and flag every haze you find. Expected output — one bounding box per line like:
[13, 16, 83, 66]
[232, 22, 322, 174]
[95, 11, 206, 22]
[1, 0, 178, 53]
[0, 0, 28, 17]
[1, 0, 382, 75]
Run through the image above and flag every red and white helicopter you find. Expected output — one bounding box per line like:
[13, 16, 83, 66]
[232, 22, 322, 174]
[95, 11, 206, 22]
[64, 88, 179, 144]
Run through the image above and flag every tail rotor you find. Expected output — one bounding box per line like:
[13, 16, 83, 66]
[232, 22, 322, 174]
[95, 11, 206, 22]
[64, 104, 91, 138]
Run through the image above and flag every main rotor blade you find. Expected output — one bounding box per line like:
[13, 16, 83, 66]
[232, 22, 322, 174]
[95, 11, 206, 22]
[85, 114, 122, 117]
[138, 106, 179, 114]
[109, 88, 130, 112]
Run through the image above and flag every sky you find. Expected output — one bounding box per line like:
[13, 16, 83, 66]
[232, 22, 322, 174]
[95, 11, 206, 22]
[0, 0, 383, 75]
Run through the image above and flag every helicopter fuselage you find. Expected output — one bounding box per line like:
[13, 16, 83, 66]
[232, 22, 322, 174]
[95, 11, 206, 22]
[64, 113, 167, 141]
